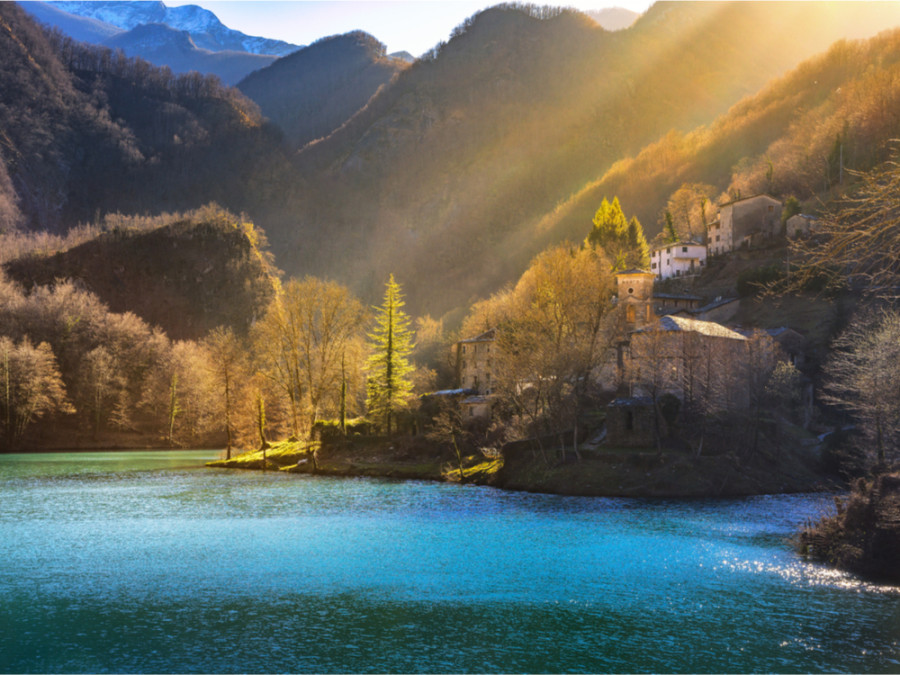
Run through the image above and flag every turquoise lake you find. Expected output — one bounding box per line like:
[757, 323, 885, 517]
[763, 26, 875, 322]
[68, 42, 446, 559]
[0, 450, 898, 673]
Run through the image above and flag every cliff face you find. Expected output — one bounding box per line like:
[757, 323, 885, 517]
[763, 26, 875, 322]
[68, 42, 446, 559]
[802, 473, 900, 583]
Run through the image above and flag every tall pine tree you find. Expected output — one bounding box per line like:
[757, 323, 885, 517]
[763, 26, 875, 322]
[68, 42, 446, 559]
[366, 275, 415, 436]
[586, 197, 650, 270]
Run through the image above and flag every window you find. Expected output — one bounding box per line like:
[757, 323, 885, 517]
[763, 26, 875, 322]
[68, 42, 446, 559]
[666, 247, 671, 254]
[651, 262, 657, 269]
[462, 345, 467, 354]
[768, 205, 774, 212]
[682, 246, 688, 253]
[716, 235, 720, 242]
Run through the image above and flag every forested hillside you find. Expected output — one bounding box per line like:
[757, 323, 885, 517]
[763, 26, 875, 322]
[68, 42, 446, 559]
[237, 31, 408, 148]
[0, 2, 290, 233]
[266, 1, 900, 316]
[0, 206, 279, 451]
[537, 28, 900, 245]
[3, 206, 277, 340]
[4, 1, 900, 319]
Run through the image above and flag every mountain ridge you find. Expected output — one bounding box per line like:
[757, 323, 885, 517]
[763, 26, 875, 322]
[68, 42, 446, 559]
[262, 1, 900, 316]
[102, 21, 278, 85]
[237, 31, 408, 148]
[45, 0, 300, 55]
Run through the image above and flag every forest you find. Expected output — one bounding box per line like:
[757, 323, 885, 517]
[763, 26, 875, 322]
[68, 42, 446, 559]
[0, 2, 898, 487]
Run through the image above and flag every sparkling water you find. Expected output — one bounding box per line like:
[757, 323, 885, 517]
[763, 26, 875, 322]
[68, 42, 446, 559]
[1, 451, 897, 673]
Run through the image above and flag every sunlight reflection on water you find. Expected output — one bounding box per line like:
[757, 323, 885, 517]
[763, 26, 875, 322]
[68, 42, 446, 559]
[1, 451, 898, 674]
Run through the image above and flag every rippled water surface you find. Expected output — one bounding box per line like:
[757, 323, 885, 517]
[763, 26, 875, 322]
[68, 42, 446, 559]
[1, 451, 898, 673]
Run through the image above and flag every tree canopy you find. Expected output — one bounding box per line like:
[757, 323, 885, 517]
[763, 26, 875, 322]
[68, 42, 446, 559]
[585, 197, 650, 270]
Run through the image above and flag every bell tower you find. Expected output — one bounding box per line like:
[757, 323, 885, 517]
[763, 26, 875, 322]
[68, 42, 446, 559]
[615, 269, 654, 329]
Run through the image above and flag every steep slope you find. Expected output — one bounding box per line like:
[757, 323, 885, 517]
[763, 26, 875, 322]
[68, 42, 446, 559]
[264, 2, 900, 317]
[3, 208, 277, 340]
[46, 0, 299, 55]
[536, 27, 900, 244]
[0, 2, 291, 232]
[237, 31, 408, 148]
[0, 1, 140, 232]
[103, 22, 277, 85]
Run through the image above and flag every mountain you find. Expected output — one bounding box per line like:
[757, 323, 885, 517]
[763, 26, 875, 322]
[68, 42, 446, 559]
[44, 0, 299, 55]
[586, 7, 640, 30]
[536, 27, 900, 247]
[7, 0, 900, 322]
[0, 2, 291, 233]
[103, 22, 277, 85]
[3, 208, 277, 340]
[389, 51, 416, 64]
[260, 1, 900, 317]
[237, 32, 409, 148]
[16, 1, 123, 44]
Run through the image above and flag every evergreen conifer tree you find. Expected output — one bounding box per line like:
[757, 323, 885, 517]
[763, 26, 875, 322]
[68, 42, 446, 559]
[366, 275, 415, 435]
[627, 216, 650, 269]
[586, 197, 650, 270]
[662, 210, 679, 244]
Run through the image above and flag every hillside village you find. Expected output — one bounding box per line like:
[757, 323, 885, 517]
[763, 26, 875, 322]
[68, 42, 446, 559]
[455, 194, 818, 457]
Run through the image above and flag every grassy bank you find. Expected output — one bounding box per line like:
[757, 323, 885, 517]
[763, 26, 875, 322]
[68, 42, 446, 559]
[207, 437, 450, 481]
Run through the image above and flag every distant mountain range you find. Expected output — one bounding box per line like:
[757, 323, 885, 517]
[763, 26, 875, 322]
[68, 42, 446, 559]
[45, 1, 299, 55]
[103, 22, 278, 86]
[18, 0, 298, 83]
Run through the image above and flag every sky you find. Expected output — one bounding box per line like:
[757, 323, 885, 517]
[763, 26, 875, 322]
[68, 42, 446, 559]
[165, 0, 653, 56]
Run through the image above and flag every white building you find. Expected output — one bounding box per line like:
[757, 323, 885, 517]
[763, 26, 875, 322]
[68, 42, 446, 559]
[650, 241, 707, 280]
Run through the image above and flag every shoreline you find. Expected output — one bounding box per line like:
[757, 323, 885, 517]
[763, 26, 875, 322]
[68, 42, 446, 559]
[206, 437, 842, 499]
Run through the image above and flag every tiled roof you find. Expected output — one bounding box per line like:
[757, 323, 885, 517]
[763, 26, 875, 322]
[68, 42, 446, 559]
[718, 193, 781, 208]
[653, 292, 702, 301]
[615, 268, 654, 276]
[635, 315, 747, 340]
[459, 328, 496, 343]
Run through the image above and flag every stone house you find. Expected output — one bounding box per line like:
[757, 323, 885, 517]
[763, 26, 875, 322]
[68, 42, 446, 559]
[653, 292, 703, 315]
[786, 213, 818, 238]
[456, 328, 496, 419]
[709, 195, 782, 255]
[650, 241, 707, 280]
[605, 397, 656, 448]
[622, 315, 763, 411]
